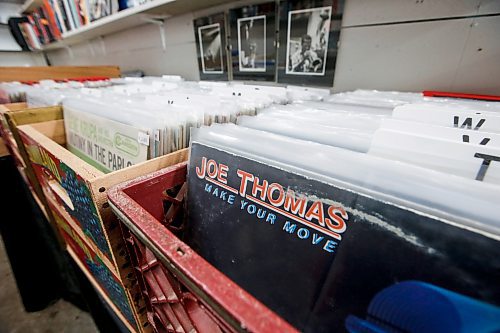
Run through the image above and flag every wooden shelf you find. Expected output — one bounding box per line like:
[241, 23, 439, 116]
[41, 0, 231, 50]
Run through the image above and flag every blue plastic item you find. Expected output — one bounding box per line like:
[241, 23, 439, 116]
[346, 281, 500, 333]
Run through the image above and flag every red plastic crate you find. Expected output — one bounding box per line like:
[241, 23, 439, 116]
[108, 162, 297, 333]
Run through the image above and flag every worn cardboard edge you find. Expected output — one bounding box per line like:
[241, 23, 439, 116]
[0, 104, 25, 156]
[89, 148, 189, 252]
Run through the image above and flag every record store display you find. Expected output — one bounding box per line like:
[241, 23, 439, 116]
[2, 73, 500, 333]
[3, 0, 500, 332]
[184, 89, 500, 332]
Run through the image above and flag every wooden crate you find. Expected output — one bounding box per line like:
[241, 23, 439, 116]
[47, 195, 146, 332]
[0, 103, 29, 158]
[0, 65, 141, 328]
[0, 65, 120, 159]
[1, 106, 63, 226]
[0, 64, 121, 210]
[18, 117, 188, 333]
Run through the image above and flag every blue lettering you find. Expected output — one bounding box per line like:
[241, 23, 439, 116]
[297, 228, 310, 239]
[257, 208, 266, 219]
[204, 183, 212, 193]
[312, 234, 324, 245]
[220, 190, 227, 200]
[228, 195, 235, 205]
[266, 213, 276, 225]
[247, 204, 257, 214]
[240, 200, 248, 210]
[323, 240, 337, 253]
[212, 188, 219, 196]
[283, 221, 297, 234]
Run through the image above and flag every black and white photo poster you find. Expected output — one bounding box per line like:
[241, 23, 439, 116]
[238, 15, 266, 72]
[194, 13, 228, 81]
[198, 23, 224, 74]
[286, 7, 331, 75]
[229, 3, 277, 81]
[278, 0, 343, 86]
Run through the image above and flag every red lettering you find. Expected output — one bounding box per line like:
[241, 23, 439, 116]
[251, 177, 268, 200]
[237, 170, 254, 196]
[217, 163, 229, 184]
[305, 201, 325, 225]
[268, 183, 285, 206]
[195, 157, 206, 179]
[207, 159, 218, 178]
[284, 190, 307, 217]
[325, 206, 348, 233]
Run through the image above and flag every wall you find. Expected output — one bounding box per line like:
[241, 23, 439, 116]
[0, 2, 23, 24]
[0, 2, 48, 66]
[46, 13, 199, 79]
[46, 0, 264, 80]
[333, 0, 500, 95]
[46, 0, 500, 94]
[0, 51, 47, 66]
[0, 2, 24, 52]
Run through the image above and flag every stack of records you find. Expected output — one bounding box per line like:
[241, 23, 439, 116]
[186, 92, 500, 332]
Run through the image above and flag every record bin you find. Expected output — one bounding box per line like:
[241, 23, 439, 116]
[16, 115, 188, 332]
[108, 161, 297, 333]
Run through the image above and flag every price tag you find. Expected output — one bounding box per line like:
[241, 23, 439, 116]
[138, 132, 150, 146]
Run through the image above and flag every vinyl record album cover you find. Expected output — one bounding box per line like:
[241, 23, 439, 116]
[186, 140, 500, 332]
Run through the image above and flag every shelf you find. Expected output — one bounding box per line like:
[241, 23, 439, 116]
[21, 0, 44, 14]
[41, 0, 231, 51]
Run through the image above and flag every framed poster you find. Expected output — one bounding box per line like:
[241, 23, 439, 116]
[193, 13, 229, 81]
[229, 3, 277, 81]
[199, 23, 224, 74]
[278, 0, 344, 86]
